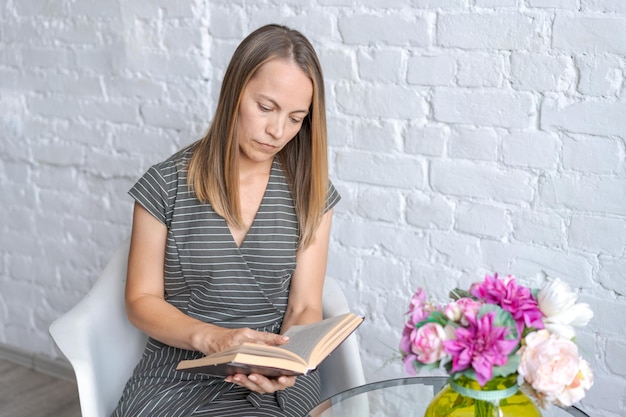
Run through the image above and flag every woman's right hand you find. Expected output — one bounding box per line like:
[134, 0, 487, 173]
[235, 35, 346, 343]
[191, 325, 290, 356]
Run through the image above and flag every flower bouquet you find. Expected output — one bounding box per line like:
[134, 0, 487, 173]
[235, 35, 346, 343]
[400, 273, 594, 416]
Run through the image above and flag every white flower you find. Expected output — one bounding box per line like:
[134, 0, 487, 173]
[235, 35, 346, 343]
[537, 278, 593, 340]
[518, 330, 593, 407]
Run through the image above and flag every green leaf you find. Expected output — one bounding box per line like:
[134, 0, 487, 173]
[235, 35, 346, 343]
[491, 354, 521, 378]
[449, 288, 472, 300]
[415, 311, 449, 327]
[478, 304, 519, 340]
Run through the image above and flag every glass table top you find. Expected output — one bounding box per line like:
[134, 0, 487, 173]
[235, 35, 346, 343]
[307, 377, 589, 417]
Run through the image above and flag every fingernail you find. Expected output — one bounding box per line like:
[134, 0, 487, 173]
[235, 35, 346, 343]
[249, 375, 257, 381]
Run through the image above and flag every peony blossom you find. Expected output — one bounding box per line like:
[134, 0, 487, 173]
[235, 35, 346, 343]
[409, 322, 449, 364]
[518, 330, 593, 407]
[471, 273, 544, 338]
[537, 278, 593, 340]
[444, 311, 519, 385]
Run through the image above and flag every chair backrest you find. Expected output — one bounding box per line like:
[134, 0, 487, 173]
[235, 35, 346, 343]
[50, 239, 365, 417]
[49, 240, 147, 417]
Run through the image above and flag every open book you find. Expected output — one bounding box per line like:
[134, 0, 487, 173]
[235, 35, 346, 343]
[176, 312, 364, 377]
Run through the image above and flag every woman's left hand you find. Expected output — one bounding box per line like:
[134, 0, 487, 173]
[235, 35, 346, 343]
[225, 373, 296, 394]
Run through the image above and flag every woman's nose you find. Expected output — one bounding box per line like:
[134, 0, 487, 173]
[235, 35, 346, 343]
[266, 114, 284, 139]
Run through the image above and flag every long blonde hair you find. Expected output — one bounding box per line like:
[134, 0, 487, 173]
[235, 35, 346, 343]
[187, 24, 328, 249]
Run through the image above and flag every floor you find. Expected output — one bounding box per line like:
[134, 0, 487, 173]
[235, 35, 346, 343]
[0, 359, 81, 417]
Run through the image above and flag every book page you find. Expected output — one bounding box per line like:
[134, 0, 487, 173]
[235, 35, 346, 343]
[280, 313, 353, 362]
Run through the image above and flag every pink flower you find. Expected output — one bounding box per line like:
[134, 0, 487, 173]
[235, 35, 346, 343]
[406, 288, 432, 325]
[471, 273, 544, 337]
[453, 297, 483, 326]
[444, 311, 519, 385]
[409, 322, 449, 364]
[518, 330, 593, 407]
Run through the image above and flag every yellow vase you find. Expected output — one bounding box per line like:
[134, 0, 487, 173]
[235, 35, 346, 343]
[425, 374, 542, 417]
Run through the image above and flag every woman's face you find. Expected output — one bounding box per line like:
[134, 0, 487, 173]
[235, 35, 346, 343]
[236, 58, 313, 168]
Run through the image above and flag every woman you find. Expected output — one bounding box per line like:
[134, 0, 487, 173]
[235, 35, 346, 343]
[111, 24, 340, 417]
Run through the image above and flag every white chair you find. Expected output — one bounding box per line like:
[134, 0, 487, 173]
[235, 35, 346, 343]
[49, 239, 365, 417]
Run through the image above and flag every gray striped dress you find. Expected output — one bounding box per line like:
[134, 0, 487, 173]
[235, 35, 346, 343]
[111, 146, 340, 417]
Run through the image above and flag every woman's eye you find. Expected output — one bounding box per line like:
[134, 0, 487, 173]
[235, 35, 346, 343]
[258, 103, 271, 112]
[290, 117, 302, 124]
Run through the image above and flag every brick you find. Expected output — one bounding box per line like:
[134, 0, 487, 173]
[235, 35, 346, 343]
[432, 88, 534, 128]
[405, 125, 448, 157]
[250, 10, 335, 41]
[502, 130, 560, 169]
[576, 55, 623, 97]
[584, 295, 626, 336]
[80, 100, 140, 124]
[353, 120, 402, 152]
[359, 49, 403, 83]
[336, 150, 426, 189]
[456, 53, 506, 87]
[606, 339, 626, 377]
[539, 175, 626, 216]
[437, 12, 543, 50]
[32, 142, 85, 166]
[27, 96, 84, 119]
[581, 374, 625, 414]
[476, 0, 517, 6]
[2, 19, 47, 44]
[597, 256, 624, 295]
[67, 0, 122, 17]
[13, 0, 66, 17]
[480, 241, 594, 287]
[20, 47, 70, 69]
[455, 202, 509, 239]
[409, 260, 463, 301]
[431, 160, 535, 204]
[406, 193, 454, 229]
[430, 231, 483, 269]
[334, 218, 429, 261]
[356, 186, 403, 223]
[318, 49, 354, 81]
[140, 103, 188, 130]
[75, 48, 116, 73]
[527, 0, 578, 8]
[510, 53, 576, 92]
[448, 127, 499, 161]
[163, 26, 204, 51]
[563, 135, 622, 174]
[510, 210, 566, 247]
[103, 77, 166, 100]
[408, 55, 456, 86]
[336, 82, 428, 120]
[209, 7, 245, 39]
[339, 13, 430, 46]
[5, 207, 36, 234]
[568, 215, 626, 256]
[327, 116, 352, 147]
[414, 0, 464, 7]
[553, 16, 626, 54]
[541, 98, 626, 136]
[125, 52, 207, 78]
[326, 245, 359, 286]
[582, 0, 626, 13]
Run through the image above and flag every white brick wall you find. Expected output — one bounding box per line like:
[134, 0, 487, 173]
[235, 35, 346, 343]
[1, 1, 625, 415]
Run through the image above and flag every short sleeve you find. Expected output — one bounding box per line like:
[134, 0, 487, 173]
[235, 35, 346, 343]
[324, 180, 341, 213]
[128, 164, 174, 227]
